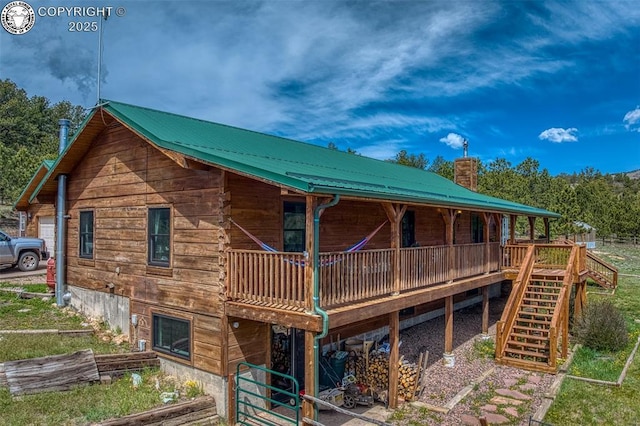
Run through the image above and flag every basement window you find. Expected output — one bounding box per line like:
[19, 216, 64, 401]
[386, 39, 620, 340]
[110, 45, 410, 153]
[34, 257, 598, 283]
[152, 314, 191, 360]
[79, 210, 94, 259]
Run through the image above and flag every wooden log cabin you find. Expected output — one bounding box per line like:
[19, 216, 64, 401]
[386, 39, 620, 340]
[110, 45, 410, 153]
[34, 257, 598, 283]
[18, 100, 598, 421]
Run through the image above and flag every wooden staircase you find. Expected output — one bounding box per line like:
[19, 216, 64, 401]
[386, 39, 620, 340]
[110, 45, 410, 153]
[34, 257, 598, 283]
[496, 245, 576, 373]
[585, 251, 618, 289]
[501, 275, 563, 369]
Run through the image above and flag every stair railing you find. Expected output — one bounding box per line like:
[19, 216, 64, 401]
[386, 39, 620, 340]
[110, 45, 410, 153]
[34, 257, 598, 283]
[496, 245, 536, 360]
[585, 251, 619, 288]
[548, 244, 578, 369]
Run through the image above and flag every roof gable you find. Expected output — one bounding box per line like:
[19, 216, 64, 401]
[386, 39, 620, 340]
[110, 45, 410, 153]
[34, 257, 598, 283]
[14, 160, 55, 210]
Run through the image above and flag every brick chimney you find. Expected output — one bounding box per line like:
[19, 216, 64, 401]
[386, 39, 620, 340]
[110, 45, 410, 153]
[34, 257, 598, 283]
[454, 140, 478, 191]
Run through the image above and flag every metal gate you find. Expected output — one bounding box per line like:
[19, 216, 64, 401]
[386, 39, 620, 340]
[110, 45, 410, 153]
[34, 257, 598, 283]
[236, 362, 300, 425]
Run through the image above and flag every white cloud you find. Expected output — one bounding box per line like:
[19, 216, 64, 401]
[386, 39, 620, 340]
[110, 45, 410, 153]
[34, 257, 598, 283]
[439, 133, 466, 149]
[538, 128, 579, 143]
[623, 107, 640, 132]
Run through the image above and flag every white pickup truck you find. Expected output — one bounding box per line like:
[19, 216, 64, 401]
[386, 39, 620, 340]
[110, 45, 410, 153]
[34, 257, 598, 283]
[0, 230, 49, 272]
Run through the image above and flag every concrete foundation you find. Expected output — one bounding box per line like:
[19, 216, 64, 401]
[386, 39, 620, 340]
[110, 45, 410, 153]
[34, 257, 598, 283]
[68, 285, 130, 335]
[159, 358, 230, 418]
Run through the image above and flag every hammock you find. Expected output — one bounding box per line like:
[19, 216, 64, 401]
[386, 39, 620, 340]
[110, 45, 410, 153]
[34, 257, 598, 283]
[230, 219, 388, 265]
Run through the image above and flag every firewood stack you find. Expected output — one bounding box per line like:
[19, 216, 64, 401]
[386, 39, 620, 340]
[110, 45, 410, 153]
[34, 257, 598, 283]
[363, 351, 422, 401]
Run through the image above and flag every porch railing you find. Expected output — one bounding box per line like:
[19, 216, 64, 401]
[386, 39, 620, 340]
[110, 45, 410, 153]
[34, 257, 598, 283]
[319, 249, 394, 307]
[228, 242, 502, 310]
[227, 249, 306, 309]
[502, 244, 578, 271]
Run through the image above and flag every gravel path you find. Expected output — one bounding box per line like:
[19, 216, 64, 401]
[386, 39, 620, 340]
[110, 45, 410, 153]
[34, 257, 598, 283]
[385, 295, 557, 426]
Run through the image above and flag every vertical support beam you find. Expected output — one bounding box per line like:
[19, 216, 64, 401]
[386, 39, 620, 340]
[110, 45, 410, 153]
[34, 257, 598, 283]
[388, 310, 400, 409]
[303, 196, 317, 420]
[303, 330, 316, 420]
[544, 218, 550, 243]
[305, 196, 317, 313]
[440, 209, 456, 282]
[562, 288, 569, 358]
[509, 214, 517, 244]
[383, 203, 406, 296]
[528, 216, 536, 242]
[445, 295, 453, 354]
[493, 213, 503, 246]
[482, 212, 491, 273]
[482, 286, 489, 335]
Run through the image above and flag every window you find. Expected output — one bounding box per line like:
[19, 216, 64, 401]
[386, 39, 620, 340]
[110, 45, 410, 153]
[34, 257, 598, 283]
[472, 213, 484, 243]
[402, 210, 416, 248]
[79, 211, 94, 258]
[283, 202, 305, 252]
[152, 314, 191, 360]
[148, 207, 171, 266]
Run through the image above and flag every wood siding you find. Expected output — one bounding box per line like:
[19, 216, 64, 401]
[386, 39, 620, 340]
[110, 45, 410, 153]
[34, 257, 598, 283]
[25, 202, 55, 238]
[65, 125, 226, 375]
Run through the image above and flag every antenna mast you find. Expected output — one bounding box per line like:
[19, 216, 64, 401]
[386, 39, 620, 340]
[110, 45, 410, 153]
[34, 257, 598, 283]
[97, 12, 108, 103]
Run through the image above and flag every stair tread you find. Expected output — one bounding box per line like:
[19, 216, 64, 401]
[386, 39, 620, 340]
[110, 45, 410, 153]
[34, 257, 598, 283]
[523, 297, 557, 303]
[511, 331, 548, 340]
[512, 325, 550, 334]
[504, 347, 550, 359]
[515, 317, 552, 326]
[507, 339, 549, 350]
[519, 310, 553, 317]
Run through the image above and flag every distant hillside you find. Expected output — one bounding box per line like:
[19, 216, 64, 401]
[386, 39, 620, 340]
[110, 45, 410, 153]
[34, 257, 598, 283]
[626, 169, 640, 179]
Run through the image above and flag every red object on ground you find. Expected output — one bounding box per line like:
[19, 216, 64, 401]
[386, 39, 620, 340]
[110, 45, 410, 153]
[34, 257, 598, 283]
[46, 257, 55, 290]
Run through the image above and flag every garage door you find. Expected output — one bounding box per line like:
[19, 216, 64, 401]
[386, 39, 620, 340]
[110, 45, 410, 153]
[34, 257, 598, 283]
[39, 216, 55, 258]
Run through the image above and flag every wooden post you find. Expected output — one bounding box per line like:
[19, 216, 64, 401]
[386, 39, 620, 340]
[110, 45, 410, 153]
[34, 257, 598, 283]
[562, 289, 569, 358]
[445, 295, 453, 354]
[382, 203, 406, 296]
[303, 196, 318, 420]
[227, 373, 236, 425]
[440, 209, 456, 282]
[303, 330, 316, 420]
[482, 212, 491, 273]
[493, 213, 503, 248]
[509, 214, 517, 244]
[544, 218, 550, 243]
[574, 282, 583, 319]
[305, 196, 317, 313]
[388, 310, 400, 408]
[482, 286, 489, 335]
[528, 216, 536, 242]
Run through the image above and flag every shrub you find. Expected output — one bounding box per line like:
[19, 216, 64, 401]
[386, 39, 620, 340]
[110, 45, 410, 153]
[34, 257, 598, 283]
[573, 299, 628, 352]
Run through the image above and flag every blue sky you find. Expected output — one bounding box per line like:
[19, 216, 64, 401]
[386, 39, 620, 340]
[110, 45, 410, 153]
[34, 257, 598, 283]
[1, 0, 638, 175]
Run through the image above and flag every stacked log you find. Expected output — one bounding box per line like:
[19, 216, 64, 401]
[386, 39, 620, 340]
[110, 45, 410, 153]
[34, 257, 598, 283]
[363, 351, 421, 401]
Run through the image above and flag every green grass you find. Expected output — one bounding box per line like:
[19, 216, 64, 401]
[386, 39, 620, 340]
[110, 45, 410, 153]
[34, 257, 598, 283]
[0, 334, 124, 362]
[0, 282, 208, 425]
[0, 284, 86, 330]
[545, 244, 640, 425]
[0, 369, 183, 426]
[545, 357, 640, 425]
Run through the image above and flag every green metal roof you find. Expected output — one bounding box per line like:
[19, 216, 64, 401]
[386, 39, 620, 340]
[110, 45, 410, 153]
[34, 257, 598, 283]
[13, 159, 55, 210]
[52, 100, 561, 218]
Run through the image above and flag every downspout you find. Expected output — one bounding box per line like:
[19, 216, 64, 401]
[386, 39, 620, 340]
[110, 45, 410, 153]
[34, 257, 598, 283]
[56, 119, 70, 307]
[312, 194, 340, 418]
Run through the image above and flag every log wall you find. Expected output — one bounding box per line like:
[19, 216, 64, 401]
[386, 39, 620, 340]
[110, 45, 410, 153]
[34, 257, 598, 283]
[65, 124, 226, 375]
